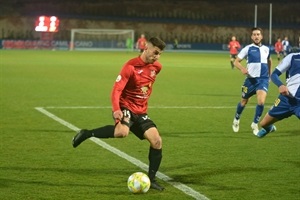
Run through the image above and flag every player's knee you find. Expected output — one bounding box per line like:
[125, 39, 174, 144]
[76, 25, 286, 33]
[114, 131, 129, 138]
[241, 99, 248, 106]
[114, 124, 129, 138]
[150, 136, 162, 149]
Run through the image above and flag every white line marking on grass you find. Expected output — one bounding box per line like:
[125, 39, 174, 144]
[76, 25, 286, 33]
[43, 105, 256, 109]
[35, 107, 210, 200]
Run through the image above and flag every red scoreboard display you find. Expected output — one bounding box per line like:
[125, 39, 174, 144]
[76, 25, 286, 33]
[35, 16, 59, 32]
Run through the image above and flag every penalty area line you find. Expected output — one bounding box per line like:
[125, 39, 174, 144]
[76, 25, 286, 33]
[34, 106, 210, 200]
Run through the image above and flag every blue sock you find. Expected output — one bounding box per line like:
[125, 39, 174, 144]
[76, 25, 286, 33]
[264, 125, 274, 133]
[253, 104, 264, 123]
[235, 103, 245, 120]
[257, 128, 267, 138]
[257, 125, 274, 138]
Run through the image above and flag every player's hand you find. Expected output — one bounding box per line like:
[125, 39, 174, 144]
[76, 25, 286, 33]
[241, 68, 248, 75]
[279, 85, 289, 96]
[113, 110, 123, 120]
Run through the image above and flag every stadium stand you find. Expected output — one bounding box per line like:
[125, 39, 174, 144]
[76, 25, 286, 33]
[1, 0, 299, 46]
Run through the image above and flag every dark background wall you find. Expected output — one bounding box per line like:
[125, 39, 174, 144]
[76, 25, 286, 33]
[1, 0, 299, 46]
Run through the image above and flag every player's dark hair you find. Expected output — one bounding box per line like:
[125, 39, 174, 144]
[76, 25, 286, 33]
[148, 37, 166, 50]
[251, 27, 263, 34]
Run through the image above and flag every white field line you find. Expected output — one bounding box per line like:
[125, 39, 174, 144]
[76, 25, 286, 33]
[35, 106, 210, 200]
[42, 105, 256, 109]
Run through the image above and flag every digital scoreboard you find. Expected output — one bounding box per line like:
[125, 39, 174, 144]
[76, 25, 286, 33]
[35, 16, 59, 32]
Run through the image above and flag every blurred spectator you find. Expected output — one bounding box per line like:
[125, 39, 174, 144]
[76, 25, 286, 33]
[126, 37, 133, 50]
[227, 36, 241, 69]
[282, 36, 290, 57]
[136, 34, 147, 54]
[274, 37, 283, 62]
[173, 37, 178, 49]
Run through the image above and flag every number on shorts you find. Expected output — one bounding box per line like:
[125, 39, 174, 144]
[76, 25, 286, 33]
[122, 109, 131, 118]
[274, 98, 280, 107]
[242, 86, 248, 93]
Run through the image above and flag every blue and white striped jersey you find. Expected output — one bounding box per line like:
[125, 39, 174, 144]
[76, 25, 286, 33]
[275, 52, 300, 99]
[237, 44, 270, 78]
[282, 39, 290, 51]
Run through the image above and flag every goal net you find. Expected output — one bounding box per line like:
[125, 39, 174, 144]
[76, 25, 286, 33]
[70, 29, 134, 51]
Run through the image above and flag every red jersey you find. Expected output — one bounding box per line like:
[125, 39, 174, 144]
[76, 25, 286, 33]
[137, 37, 147, 50]
[274, 41, 283, 53]
[111, 56, 162, 114]
[228, 40, 241, 55]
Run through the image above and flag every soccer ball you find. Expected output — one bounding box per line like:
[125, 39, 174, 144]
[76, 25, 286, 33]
[127, 172, 151, 194]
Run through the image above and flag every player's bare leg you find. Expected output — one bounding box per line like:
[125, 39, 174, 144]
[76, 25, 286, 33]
[255, 113, 277, 138]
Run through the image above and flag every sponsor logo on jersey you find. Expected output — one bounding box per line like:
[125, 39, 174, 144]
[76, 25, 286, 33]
[116, 75, 121, 82]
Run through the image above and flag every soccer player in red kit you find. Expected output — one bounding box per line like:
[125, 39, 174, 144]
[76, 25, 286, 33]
[72, 37, 166, 191]
[228, 36, 241, 69]
[136, 34, 147, 53]
[274, 37, 283, 62]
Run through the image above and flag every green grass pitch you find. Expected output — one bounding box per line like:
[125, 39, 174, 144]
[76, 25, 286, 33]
[0, 50, 299, 200]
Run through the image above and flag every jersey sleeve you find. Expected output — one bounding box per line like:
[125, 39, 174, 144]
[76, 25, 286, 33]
[111, 64, 133, 112]
[271, 69, 283, 87]
[276, 53, 292, 73]
[271, 54, 292, 87]
[237, 45, 248, 60]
